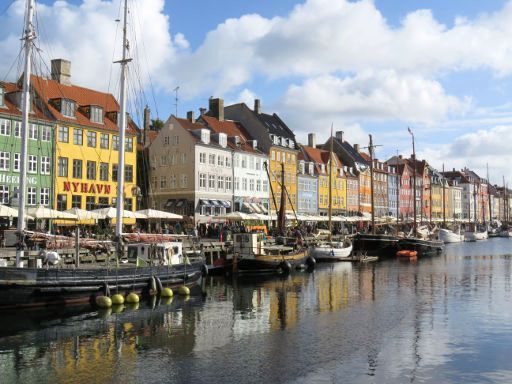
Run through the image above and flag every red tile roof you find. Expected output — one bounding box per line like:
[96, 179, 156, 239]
[30, 75, 137, 134]
[301, 145, 343, 175]
[0, 81, 52, 122]
[200, 115, 261, 154]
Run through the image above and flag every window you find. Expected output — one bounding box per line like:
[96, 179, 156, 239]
[271, 150, 275, 161]
[28, 123, 38, 140]
[112, 164, 118, 181]
[13, 121, 21, 137]
[160, 176, 167, 189]
[242, 178, 247, 191]
[208, 174, 215, 189]
[57, 194, 67, 211]
[90, 106, 103, 123]
[125, 137, 133, 152]
[100, 133, 109, 149]
[180, 174, 187, 188]
[0, 119, 10, 136]
[181, 153, 187, 164]
[172, 135, 179, 146]
[61, 100, 75, 117]
[73, 128, 83, 145]
[263, 180, 268, 192]
[58, 126, 69, 142]
[226, 156, 231, 168]
[86, 196, 95, 210]
[199, 153, 206, 164]
[234, 177, 240, 191]
[226, 176, 232, 191]
[71, 195, 82, 208]
[113, 135, 119, 150]
[255, 159, 260, 170]
[27, 155, 37, 173]
[87, 131, 97, 147]
[199, 173, 206, 189]
[73, 159, 82, 178]
[87, 161, 96, 180]
[40, 188, 50, 206]
[100, 162, 109, 181]
[209, 154, 215, 165]
[277, 152, 280, 162]
[13, 153, 20, 172]
[125, 198, 133, 212]
[249, 179, 255, 191]
[58, 157, 68, 177]
[125, 165, 133, 183]
[0, 185, 8, 204]
[241, 156, 247, 168]
[218, 156, 224, 166]
[98, 197, 109, 207]
[218, 176, 224, 190]
[41, 156, 50, 174]
[256, 180, 261, 191]
[164, 136, 169, 146]
[0, 152, 9, 171]
[27, 187, 36, 206]
[41, 126, 51, 141]
[169, 175, 176, 189]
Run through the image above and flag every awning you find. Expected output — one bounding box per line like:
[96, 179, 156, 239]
[258, 204, 268, 213]
[176, 199, 186, 208]
[165, 199, 176, 208]
[243, 202, 254, 213]
[219, 200, 231, 208]
[251, 203, 263, 213]
[200, 199, 212, 207]
[210, 200, 222, 207]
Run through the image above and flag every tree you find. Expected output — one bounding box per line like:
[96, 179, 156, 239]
[150, 118, 164, 131]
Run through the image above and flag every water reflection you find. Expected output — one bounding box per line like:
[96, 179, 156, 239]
[2, 239, 512, 383]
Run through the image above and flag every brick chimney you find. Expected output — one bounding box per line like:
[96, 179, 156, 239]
[254, 99, 261, 114]
[143, 105, 150, 146]
[209, 98, 224, 121]
[308, 133, 316, 148]
[354, 144, 360, 152]
[51, 59, 71, 86]
[187, 111, 195, 122]
[335, 131, 344, 142]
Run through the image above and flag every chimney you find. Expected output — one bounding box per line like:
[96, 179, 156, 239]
[308, 133, 316, 148]
[354, 144, 360, 152]
[187, 111, 195, 122]
[143, 105, 150, 146]
[398, 155, 402, 159]
[335, 131, 344, 142]
[51, 59, 71, 86]
[199, 107, 206, 116]
[209, 98, 224, 121]
[254, 99, 261, 114]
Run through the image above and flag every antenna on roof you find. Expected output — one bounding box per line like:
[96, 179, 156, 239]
[172, 86, 179, 117]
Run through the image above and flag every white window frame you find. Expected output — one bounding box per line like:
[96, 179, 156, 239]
[0, 152, 10, 171]
[40, 156, 50, 174]
[28, 155, 37, 173]
[27, 187, 36, 206]
[40, 187, 50, 206]
[0, 119, 11, 136]
[29, 123, 38, 140]
[41, 125, 51, 141]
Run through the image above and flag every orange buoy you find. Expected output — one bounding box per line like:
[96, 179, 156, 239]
[396, 250, 417, 258]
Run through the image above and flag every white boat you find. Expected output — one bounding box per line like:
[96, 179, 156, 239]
[499, 229, 512, 238]
[438, 228, 464, 243]
[310, 241, 353, 261]
[464, 230, 488, 241]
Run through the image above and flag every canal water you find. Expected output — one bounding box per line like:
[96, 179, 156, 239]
[1, 239, 512, 383]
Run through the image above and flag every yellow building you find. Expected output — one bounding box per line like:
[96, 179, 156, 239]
[301, 145, 347, 214]
[269, 146, 298, 211]
[33, 60, 138, 225]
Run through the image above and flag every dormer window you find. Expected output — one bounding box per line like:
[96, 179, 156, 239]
[0, 87, 4, 107]
[219, 133, 227, 148]
[299, 161, 305, 174]
[61, 99, 76, 117]
[273, 135, 279, 145]
[309, 162, 314, 175]
[90, 106, 103, 124]
[288, 140, 294, 149]
[200, 129, 210, 144]
[320, 164, 325, 173]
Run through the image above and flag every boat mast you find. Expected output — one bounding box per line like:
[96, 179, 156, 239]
[16, 0, 35, 267]
[368, 134, 375, 235]
[487, 163, 492, 221]
[503, 176, 507, 223]
[328, 125, 333, 241]
[429, 171, 432, 225]
[442, 163, 446, 227]
[395, 150, 399, 226]
[115, 0, 131, 242]
[408, 127, 417, 238]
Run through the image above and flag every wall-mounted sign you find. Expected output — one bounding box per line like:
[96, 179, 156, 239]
[63, 182, 112, 194]
[0, 174, 37, 185]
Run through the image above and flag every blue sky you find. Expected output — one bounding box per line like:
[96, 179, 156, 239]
[4, 0, 512, 183]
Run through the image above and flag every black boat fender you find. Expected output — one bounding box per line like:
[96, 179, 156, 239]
[103, 282, 111, 297]
[149, 276, 157, 295]
[279, 261, 292, 274]
[155, 276, 163, 294]
[306, 256, 316, 270]
[201, 264, 208, 277]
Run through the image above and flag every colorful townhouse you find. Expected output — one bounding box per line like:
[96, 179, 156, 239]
[387, 165, 399, 219]
[428, 166, 444, 221]
[324, 131, 370, 214]
[345, 166, 359, 216]
[31, 60, 138, 226]
[297, 144, 318, 215]
[396, 162, 413, 220]
[0, 81, 54, 211]
[199, 101, 269, 214]
[224, 100, 299, 213]
[301, 135, 346, 215]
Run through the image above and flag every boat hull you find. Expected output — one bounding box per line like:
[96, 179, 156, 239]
[0, 262, 205, 310]
[310, 244, 353, 261]
[353, 233, 399, 258]
[397, 238, 444, 256]
[231, 249, 312, 274]
[464, 231, 488, 241]
[438, 229, 464, 243]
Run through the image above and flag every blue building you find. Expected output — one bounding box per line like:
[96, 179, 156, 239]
[387, 165, 399, 219]
[297, 155, 318, 214]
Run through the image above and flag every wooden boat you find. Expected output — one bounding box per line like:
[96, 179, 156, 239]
[310, 241, 353, 261]
[228, 233, 314, 274]
[438, 228, 464, 243]
[353, 233, 399, 258]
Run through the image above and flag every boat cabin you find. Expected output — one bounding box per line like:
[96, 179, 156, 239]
[126, 241, 184, 266]
[232, 233, 294, 259]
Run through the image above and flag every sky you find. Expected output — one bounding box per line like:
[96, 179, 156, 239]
[2, 0, 512, 185]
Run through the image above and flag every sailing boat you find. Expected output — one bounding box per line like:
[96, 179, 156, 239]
[464, 182, 488, 241]
[310, 128, 352, 261]
[397, 128, 444, 256]
[0, 0, 205, 310]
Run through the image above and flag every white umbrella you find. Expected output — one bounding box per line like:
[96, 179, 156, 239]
[215, 212, 254, 220]
[64, 207, 105, 220]
[91, 207, 142, 219]
[135, 209, 182, 220]
[27, 206, 78, 220]
[0, 204, 34, 220]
